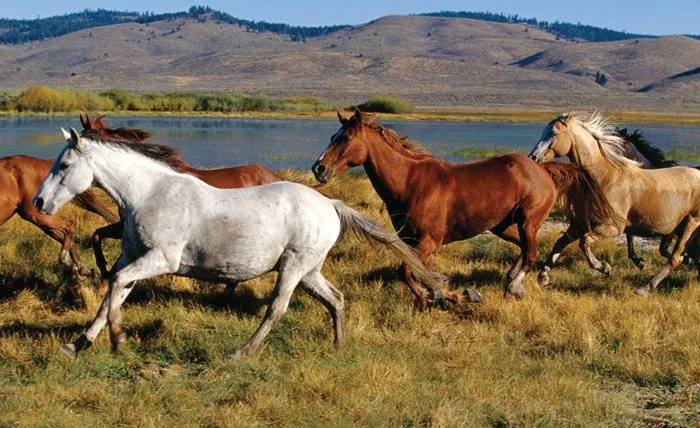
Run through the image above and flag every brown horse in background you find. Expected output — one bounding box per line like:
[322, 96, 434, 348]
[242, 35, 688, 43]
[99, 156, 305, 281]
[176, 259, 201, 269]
[78, 115, 283, 293]
[311, 109, 618, 302]
[0, 154, 117, 275]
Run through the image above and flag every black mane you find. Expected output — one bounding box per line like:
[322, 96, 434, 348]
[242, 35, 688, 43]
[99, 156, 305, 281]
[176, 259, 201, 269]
[616, 127, 678, 168]
[79, 129, 187, 172]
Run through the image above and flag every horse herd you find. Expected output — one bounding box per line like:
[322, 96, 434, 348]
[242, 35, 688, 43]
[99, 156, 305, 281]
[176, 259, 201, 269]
[3, 110, 698, 358]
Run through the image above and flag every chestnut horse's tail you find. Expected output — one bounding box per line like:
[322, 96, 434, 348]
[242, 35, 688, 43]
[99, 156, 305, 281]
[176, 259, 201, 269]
[540, 162, 625, 234]
[331, 200, 447, 290]
[72, 190, 119, 224]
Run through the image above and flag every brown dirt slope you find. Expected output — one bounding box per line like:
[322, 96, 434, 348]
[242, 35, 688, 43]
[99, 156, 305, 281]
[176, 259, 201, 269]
[0, 14, 697, 112]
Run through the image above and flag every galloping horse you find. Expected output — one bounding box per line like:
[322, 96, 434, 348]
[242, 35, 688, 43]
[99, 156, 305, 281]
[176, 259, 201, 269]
[311, 109, 618, 301]
[529, 112, 700, 295]
[34, 128, 445, 357]
[76, 115, 282, 290]
[0, 154, 117, 275]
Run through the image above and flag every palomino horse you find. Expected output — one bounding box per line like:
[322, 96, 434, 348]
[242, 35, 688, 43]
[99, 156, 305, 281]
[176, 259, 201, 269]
[34, 128, 446, 357]
[0, 154, 117, 275]
[76, 115, 282, 290]
[529, 112, 700, 295]
[311, 109, 618, 301]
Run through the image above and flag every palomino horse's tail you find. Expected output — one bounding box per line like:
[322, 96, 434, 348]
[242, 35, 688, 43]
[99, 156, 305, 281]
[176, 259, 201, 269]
[72, 190, 119, 224]
[540, 162, 625, 234]
[331, 200, 447, 291]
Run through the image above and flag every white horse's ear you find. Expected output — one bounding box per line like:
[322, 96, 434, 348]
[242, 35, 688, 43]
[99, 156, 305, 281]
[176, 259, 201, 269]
[69, 127, 81, 149]
[60, 127, 71, 141]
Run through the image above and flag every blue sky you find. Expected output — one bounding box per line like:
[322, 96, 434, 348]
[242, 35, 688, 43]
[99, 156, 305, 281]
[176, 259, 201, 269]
[4, 1, 698, 36]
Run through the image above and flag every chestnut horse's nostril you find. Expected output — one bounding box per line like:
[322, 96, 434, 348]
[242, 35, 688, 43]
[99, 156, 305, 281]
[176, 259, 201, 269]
[34, 197, 44, 210]
[312, 163, 326, 175]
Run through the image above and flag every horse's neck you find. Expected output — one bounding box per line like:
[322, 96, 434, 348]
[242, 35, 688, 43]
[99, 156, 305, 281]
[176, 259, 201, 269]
[88, 148, 186, 209]
[568, 126, 616, 180]
[363, 135, 417, 206]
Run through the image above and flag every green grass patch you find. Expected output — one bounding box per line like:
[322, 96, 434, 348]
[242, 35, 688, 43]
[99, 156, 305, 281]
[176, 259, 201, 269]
[452, 146, 527, 158]
[355, 95, 416, 114]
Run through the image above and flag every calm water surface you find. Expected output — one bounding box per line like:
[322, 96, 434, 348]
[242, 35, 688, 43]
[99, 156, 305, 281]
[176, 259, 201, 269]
[0, 116, 697, 170]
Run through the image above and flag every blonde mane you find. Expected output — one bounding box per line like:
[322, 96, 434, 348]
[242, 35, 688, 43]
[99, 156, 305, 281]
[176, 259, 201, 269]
[572, 111, 642, 169]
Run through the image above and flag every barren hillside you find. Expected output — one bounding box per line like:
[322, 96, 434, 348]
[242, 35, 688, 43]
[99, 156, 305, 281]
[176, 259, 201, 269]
[0, 14, 697, 112]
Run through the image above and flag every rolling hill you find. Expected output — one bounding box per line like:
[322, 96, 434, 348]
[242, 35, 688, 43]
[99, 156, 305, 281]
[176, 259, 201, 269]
[0, 12, 697, 112]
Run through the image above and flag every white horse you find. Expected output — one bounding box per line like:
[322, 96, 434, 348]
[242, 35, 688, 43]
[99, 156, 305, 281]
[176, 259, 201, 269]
[529, 112, 700, 296]
[34, 128, 446, 357]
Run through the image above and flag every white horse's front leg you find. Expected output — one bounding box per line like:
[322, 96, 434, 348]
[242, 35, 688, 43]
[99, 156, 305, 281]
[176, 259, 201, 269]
[64, 250, 177, 355]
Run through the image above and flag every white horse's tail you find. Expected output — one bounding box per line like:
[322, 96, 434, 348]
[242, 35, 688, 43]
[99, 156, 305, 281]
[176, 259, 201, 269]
[331, 200, 447, 291]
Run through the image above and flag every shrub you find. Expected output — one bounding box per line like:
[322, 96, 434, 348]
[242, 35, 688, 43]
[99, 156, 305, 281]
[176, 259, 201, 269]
[356, 95, 415, 114]
[15, 86, 114, 112]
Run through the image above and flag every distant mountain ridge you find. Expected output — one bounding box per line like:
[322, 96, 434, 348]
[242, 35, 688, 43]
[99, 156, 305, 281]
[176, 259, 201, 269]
[0, 6, 349, 44]
[0, 13, 696, 112]
[0, 6, 690, 45]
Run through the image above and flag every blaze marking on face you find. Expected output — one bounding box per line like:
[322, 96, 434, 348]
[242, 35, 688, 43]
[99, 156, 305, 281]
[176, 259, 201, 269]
[318, 127, 345, 161]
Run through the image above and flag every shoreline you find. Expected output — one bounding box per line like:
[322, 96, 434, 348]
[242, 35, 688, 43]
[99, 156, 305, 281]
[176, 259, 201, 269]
[0, 109, 698, 125]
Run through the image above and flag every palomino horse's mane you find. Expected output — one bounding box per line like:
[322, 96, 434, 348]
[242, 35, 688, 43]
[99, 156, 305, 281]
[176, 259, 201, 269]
[571, 112, 642, 169]
[351, 113, 430, 158]
[79, 129, 187, 173]
[616, 127, 678, 168]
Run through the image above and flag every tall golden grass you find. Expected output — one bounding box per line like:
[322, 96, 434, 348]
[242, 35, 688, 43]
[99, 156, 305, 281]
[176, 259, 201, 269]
[0, 171, 697, 426]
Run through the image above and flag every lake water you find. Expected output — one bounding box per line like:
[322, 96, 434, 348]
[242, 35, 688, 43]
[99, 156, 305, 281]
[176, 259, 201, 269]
[0, 116, 697, 170]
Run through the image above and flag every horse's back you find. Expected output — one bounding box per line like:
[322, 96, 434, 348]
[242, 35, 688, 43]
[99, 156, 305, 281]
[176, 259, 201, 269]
[194, 163, 282, 188]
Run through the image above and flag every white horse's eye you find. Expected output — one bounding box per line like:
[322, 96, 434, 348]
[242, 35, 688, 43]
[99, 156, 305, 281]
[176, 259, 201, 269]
[60, 162, 69, 170]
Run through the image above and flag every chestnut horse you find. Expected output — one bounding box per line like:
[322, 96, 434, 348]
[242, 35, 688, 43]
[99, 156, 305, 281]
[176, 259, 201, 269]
[0, 154, 117, 275]
[311, 109, 618, 301]
[78, 115, 283, 292]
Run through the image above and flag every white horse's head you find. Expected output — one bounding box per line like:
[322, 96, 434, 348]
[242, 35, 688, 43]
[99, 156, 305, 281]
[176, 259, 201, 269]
[33, 127, 94, 215]
[528, 113, 575, 162]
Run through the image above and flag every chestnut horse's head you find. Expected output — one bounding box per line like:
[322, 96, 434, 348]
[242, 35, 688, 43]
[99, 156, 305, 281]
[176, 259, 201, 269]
[311, 108, 372, 183]
[78, 113, 152, 142]
[528, 113, 575, 163]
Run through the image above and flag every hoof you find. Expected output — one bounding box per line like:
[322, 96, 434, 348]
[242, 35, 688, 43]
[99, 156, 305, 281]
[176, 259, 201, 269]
[634, 286, 652, 297]
[61, 343, 78, 357]
[463, 288, 482, 303]
[503, 287, 525, 300]
[634, 259, 645, 270]
[59, 249, 71, 266]
[110, 332, 127, 352]
[537, 270, 550, 288]
[230, 349, 250, 361]
[602, 262, 613, 276]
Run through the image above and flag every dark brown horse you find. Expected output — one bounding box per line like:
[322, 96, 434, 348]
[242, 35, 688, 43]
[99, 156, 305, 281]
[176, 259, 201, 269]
[311, 109, 618, 302]
[0, 154, 117, 275]
[79, 115, 283, 293]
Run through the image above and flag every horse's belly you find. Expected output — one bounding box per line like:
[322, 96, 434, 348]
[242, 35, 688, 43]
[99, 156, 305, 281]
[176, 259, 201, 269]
[177, 247, 282, 282]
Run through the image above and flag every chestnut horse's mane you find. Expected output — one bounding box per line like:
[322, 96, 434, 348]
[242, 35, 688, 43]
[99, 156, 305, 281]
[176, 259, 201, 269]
[351, 113, 431, 159]
[80, 114, 152, 143]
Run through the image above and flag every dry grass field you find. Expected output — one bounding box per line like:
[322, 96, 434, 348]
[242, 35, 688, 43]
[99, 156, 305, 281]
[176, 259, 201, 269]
[0, 171, 698, 426]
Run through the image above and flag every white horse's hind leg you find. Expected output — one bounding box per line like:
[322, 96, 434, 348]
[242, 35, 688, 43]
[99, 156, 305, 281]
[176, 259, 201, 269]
[299, 270, 345, 345]
[231, 264, 306, 359]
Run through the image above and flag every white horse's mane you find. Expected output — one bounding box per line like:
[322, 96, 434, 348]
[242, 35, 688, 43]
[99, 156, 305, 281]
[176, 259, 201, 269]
[572, 111, 642, 169]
